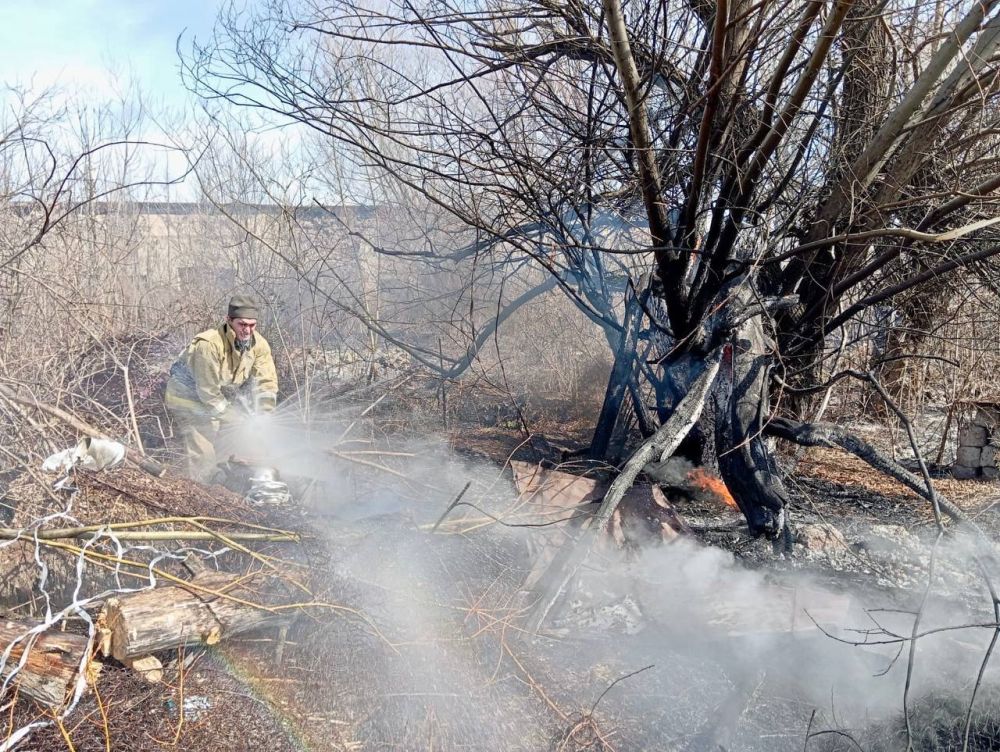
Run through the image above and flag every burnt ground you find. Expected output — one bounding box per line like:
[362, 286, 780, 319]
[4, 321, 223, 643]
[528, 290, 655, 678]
[10, 420, 1000, 752]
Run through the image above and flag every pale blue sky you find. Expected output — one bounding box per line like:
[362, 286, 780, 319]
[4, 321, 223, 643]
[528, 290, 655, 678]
[0, 0, 224, 108]
[0, 0, 330, 203]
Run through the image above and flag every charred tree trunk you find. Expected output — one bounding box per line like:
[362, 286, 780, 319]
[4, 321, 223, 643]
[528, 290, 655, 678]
[590, 277, 653, 462]
[712, 319, 790, 539]
[656, 292, 792, 539]
[656, 351, 720, 469]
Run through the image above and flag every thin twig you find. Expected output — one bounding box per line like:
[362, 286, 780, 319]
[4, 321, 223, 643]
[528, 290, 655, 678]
[431, 481, 472, 532]
[589, 664, 654, 715]
[963, 557, 1000, 752]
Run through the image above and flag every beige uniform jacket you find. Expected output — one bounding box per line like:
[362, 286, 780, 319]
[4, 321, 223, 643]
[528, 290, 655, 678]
[165, 323, 278, 419]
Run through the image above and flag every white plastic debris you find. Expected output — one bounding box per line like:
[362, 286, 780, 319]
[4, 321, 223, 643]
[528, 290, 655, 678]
[41, 448, 77, 474]
[41, 437, 127, 474]
[77, 437, 127, 470]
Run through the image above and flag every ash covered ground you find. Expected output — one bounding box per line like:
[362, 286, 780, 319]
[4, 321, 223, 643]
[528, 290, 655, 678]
[232, 431, 1000, 752]
[9, 417, 1000, 752]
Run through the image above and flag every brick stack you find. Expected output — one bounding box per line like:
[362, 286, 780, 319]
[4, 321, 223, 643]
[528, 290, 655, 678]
[954, 407, 1000, 479]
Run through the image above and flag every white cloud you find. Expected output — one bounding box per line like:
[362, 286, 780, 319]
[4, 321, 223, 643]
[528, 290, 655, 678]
[0, 0, 223, 108]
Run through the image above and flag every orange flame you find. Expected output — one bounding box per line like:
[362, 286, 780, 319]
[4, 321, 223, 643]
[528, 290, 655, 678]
[686, 467, 738, 508]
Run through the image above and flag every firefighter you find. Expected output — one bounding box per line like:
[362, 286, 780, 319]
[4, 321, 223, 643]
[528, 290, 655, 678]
[165, 294, 278, 482]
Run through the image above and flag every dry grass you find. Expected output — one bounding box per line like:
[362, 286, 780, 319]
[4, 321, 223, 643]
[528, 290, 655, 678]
[795, 446, 1000, 516]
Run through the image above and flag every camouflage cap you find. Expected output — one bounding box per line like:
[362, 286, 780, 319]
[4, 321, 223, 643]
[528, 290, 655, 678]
[227, 294, 260, 320]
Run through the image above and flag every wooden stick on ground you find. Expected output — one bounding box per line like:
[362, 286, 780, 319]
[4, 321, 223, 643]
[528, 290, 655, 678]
[431, 481, 472, 532]
[0, 528, 298, 543]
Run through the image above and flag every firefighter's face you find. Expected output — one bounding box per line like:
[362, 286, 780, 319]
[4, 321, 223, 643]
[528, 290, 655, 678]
[228, 316, 257, 341]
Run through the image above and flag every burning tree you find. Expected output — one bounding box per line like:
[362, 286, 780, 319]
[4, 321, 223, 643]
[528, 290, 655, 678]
[185, 0, 1000, 538]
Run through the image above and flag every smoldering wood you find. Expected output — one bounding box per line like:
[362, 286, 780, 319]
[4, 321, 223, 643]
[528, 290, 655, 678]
[594, 349, 723, 533]
[522, 356, 721, 633]
[510, 462, 687, 596]
[511, 468, 686, 633]
[513, 461, 853, 642]
[711, 316, 790, 539]
[99, 571, 295, 661]
[649, 294, 793, 539]
[0, 620, 98, 707]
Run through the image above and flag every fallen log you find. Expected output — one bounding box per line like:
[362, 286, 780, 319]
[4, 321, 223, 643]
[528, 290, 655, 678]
[765, 417, 972, 526]
[98, 571, 294, 662]
[0, 620, 98, 707]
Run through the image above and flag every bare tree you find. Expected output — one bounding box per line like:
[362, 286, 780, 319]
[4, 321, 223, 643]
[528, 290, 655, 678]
[184, 0, 1000, 538]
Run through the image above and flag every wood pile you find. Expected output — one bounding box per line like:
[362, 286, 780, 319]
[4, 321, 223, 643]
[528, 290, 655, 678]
[0, 457, 304, 711]
[0, 569, 300, 711]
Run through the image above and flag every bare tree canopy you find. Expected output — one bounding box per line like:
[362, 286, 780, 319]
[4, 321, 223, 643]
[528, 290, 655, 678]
[184, 0, 1000, 537]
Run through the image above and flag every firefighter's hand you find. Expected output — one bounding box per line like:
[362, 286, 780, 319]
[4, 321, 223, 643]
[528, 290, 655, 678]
[258, 394, 276, 413]
[217, 405, 243, 426]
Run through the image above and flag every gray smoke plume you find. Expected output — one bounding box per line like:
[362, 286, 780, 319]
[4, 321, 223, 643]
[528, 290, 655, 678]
[222, 408, 1000, 751]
